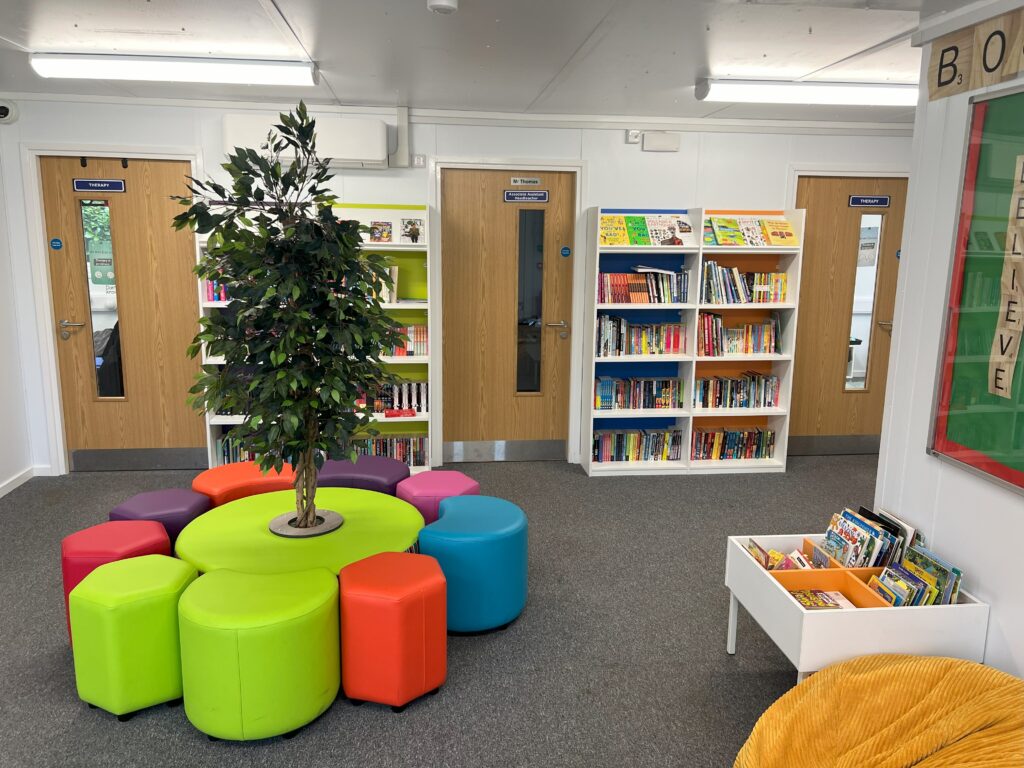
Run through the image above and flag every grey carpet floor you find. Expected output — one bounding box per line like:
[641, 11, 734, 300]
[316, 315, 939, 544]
[0, 456, 877, 768]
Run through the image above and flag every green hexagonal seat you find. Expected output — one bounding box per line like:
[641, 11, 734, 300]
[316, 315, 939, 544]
[178, 568, 340, 741]
[69, 554, 197, 716]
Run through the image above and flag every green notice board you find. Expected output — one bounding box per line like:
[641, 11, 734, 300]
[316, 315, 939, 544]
[933, 89, 1024, 490]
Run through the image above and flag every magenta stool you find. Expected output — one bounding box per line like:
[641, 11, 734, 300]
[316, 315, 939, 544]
[396, 471, 479, 524]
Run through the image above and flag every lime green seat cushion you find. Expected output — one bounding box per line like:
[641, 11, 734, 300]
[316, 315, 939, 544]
[178, 568, 340, 740]
[175, 488, 423, 575]
[69, 554, 197, 715]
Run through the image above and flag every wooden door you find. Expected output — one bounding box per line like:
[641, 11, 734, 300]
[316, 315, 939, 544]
[791, 176, 907, 451]
[441, 169, 576, 459]
[41, 156, 205, 469]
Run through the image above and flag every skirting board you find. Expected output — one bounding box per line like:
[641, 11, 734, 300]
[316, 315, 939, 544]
[71, 448, 208, 472]
[788, 435, 880, 456]
[444, 440, 566, 462]
[0, 466, 34, 499]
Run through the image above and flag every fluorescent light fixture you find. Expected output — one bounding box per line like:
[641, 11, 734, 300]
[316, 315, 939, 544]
[695, 78, 918, 107]
[30, 54, 318, 86]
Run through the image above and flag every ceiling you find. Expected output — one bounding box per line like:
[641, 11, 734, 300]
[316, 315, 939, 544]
[0, 0, 972, 123]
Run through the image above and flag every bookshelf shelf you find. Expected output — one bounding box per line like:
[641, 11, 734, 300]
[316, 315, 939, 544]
[209, 414, 247, 426]
[692, 406, 787, 417]
[593, 408, 690, 419]
[199, 203, 434, 471]
[597, 303, 695, 310]
[595, 354, 692, 362]
[598, 245, 699, 254]
[702, 245, 800, 255]
[582, 207, 804, 477]
[699, 302, 796, 310]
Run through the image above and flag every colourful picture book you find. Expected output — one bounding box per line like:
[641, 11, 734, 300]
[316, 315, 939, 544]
[369, 221, 393, 243]
[709, 217, 745, 246]
[789, 589, 854, 610]
[624, 216, 651, 245]
[599, 214, 629, 246]
[703, 221, 718, 246]
[738, 217, 768, 247]
[762, 218, 799, 247]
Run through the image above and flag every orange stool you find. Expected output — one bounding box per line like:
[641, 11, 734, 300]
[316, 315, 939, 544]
[340, 552, 446, 711]
[191, 461, 294, 506]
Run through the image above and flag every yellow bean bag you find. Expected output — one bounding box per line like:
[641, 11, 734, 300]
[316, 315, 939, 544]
[735, 655, 1024, 768]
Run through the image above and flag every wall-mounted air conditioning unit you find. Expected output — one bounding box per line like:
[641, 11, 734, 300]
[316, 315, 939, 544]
[222, 114, 389, 169]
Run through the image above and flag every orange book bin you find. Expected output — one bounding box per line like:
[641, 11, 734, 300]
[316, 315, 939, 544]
[339, 552, 447, 710]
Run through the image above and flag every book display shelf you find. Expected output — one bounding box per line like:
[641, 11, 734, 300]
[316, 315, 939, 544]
[581, 207, 805, 477]
[724, 534, 990, 682]
[199, 203, 433, 473]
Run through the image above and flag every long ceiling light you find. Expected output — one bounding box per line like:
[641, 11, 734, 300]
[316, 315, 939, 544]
[30, 54, 318, 86]
[695, 78, 918, 107]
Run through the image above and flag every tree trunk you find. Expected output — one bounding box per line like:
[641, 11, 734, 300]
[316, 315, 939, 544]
[294, 446, 318, 528]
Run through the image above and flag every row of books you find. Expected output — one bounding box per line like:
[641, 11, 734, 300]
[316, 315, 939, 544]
[205, 280, 230, 303]
[697, 313, 781, 356]
[592, 429, 684, 463]
[703, 216, 798, 248]
[385, 325, 428, 356]
[596, 316, 686, 357]
[357, 382, 429, 415]
[216, 436, 255, 465]
[599, 213, 697, 247]
[598, 267, 689, 304]
[694, 373, 780, 410]
[691, 428, 776, 461]
[822, 508, 963, 606]
[594, 377, 685, 411]
[352, 435, 428, 468]
[700, 261, 787, 304]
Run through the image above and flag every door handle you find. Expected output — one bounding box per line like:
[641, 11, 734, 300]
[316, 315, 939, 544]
[60, 320, 86, 328]
[545, 321, 568, 328]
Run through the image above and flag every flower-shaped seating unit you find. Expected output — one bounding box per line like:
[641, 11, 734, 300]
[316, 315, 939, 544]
[62, 462, 529, 740]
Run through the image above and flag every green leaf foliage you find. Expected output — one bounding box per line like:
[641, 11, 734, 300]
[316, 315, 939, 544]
[174, 102, 405, 476]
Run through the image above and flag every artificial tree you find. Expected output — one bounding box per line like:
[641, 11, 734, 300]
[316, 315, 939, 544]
[175, 103, 405, 531]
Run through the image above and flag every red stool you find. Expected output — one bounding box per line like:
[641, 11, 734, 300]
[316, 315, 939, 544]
[191, 461, 295, 506]
[340, 552, 446, 711]
[60, 520, 170, 640]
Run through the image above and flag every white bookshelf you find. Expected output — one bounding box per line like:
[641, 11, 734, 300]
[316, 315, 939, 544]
[199, 203, 434, 472]
[581, 207, 805, 477]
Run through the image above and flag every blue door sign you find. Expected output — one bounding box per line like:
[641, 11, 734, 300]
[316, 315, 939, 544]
[50, 237, 63, 250]
[848, 195, 890, 208]
[560, 246, 571, 257]
[73, 179, 126, 193]
[504, 190, 549, 203]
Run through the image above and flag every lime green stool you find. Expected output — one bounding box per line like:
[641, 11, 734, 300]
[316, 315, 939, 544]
[69, 554, 197, 718]
[178, 568, 340, 740]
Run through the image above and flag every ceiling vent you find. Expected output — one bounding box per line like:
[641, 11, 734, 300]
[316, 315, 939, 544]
[223, 114, 388, 169]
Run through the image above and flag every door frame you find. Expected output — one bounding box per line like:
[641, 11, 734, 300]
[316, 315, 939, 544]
[21, 141, 205, 475]
[430, 158, 588, 466]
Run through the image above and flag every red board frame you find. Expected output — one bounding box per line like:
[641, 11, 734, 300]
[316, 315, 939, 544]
[931, 100, 1024, 489]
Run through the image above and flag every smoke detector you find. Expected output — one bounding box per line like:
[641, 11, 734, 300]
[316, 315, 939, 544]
[428, 0, 458, 14]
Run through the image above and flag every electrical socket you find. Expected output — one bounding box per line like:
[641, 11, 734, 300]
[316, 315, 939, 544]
[412, 154, 426, 168]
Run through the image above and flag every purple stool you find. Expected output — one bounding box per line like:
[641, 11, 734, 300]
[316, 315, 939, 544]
[109, 489, 211, 545]
[318, 455, 410, 495]
[396, 470, 480, 524]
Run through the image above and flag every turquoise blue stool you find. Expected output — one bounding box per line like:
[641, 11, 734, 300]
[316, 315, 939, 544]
[418, 495, 527, 632]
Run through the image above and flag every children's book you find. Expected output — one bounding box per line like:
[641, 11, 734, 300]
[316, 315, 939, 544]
[790, 589, 840, 609]
[369, 221, 393, 243]
[599, 214, 630, 246]
[889, 562, 932, 606]
[746, 538, 770, 569]
[810, 542, 834, 569]
[761, 217, 799, 247]
[904, 546, 957, 606]
[738, 217, 768, 247]
[702, 220, 718, 246]
[822, 529, 849, 564]
[624, 216, 651, 245]
[911, 546, 962, 604]
[867, 575, 899, 605]
[400, 218, 424, 244]
[710, 217, 745, 246]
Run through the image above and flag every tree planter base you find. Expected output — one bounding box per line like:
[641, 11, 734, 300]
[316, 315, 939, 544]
[268, 510, 343, 538]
